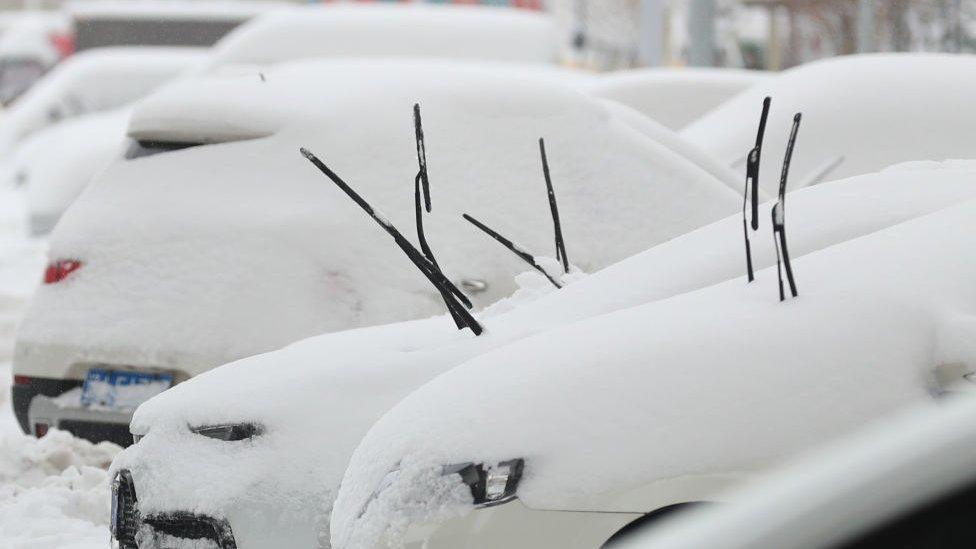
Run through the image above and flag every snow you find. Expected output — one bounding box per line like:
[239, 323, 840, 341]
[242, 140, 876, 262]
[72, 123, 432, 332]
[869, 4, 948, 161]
[588, 68, 767, 130]
[200, 4, 558, 73]
[113, 160, 976, 548]
[16, 59, 740, 380]
[0, 197, 113, 549]
[330, 161, 976, 548]
[682, 54, 976, 193]
[0, 47, 204, 158]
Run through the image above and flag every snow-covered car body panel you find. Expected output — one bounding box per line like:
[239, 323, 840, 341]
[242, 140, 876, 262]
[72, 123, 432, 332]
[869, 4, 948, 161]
[631, 397, 976, 549]
[0, 46, 204, 158]
[15, 59, 739, 381]
[330, 161, 976, 548]
[589, 67, 767, 130]
[683, 54, 976, 193]
[197, 3, 557, 75]
[112, 160, 976, 548]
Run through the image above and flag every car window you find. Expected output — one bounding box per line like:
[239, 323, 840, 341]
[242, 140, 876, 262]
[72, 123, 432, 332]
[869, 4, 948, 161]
[831, 478, 976, 549]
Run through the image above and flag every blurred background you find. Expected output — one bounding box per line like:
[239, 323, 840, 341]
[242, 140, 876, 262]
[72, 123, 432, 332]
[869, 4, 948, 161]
[0, 0, 971, 106]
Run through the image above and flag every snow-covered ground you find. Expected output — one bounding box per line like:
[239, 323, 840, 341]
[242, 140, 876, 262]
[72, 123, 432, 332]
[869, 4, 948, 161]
[0, 187, 118, 549]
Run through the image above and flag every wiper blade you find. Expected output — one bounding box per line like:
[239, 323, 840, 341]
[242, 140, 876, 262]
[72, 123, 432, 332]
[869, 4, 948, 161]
[742, 96, 771, 282]
[772, 113, 801, 302]
[462, 213, 562, 289]
[539, 138, 569, 274]
[301, 147, 482, 335]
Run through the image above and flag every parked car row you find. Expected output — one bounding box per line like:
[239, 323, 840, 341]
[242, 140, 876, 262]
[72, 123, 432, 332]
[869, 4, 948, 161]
[3, 2, 976, 549]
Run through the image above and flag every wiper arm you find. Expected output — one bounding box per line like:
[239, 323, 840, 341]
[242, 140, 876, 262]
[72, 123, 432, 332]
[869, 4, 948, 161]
[301, 147, 482, 334]
[462, 213, 562, 289]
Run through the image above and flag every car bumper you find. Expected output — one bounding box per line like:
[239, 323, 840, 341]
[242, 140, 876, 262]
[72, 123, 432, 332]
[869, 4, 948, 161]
[397, 500, 642, 549]
[29, 392, 134, 446]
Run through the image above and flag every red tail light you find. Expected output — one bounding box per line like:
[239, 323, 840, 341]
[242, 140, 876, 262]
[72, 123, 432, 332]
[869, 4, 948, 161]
[13, 375, 31, 386]
[34, 423, 49, 438]
[44, 260, 82, 284]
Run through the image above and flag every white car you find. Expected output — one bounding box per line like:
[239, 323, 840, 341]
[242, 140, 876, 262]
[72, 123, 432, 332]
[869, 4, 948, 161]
[587, 67, 767, 130]
[0, 11, 71, 105]
[14, 3, 564, 237]
[683, 54, 976, 192]
[0, 46, 204, 158]
[329, 160, 976, 549]
[12, 59, 741, 447]
[629, 396, 976, 549]
[107, 160, 976, 549]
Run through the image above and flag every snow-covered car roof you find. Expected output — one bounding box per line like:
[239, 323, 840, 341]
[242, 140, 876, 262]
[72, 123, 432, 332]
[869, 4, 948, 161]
[588, 68, 767, 130]
[330, 160, 976, 547]
[682, 54, 976, 193]
[631, 397, 976, 549]
[18, 59, 740, 375]
[113, 160, 976, 547]
[0, 46, 204, 156]
[198, 4, 557, 74]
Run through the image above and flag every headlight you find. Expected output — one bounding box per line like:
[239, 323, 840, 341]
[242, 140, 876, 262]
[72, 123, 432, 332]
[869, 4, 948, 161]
[190, 423, 262, 441]
[443, 459, 524, 507]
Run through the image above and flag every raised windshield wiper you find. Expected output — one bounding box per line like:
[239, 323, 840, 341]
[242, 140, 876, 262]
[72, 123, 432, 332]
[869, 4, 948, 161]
[462, 137, 570, 290]
[772, 113, 801, 302]
[742, 96, 771, 282]
[300, 145, 482, 335]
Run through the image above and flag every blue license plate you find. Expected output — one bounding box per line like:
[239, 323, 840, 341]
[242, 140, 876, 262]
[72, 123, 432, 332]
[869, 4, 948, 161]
[81, 369, 174, 410]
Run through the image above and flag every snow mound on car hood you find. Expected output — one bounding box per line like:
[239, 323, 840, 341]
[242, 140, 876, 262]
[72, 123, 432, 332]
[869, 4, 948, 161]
[332, 161, 976, 547]
[18, 59, 740, 374]
[682, 54, 976, 192]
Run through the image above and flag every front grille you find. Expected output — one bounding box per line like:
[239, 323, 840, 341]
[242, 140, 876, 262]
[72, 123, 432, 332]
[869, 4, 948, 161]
[111, 469, 237, 549]
[60, 419, 133, 447]
[144, 513, 237, 548]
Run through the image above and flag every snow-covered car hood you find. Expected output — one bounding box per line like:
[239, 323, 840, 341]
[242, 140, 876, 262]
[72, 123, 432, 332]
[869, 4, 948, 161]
[588, 67, 768, 131]
[16, 59, 740, 376]
[683, 53, 976, 192]
[331, 160, 976, 548]
[114, 160, 976, 547]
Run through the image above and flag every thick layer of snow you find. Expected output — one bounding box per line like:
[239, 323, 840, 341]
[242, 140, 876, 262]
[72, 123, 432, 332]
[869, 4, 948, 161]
[16, 59, 740, 379]
[589, 68, 767, 130]
[0, 47, 204, 158]
[683, 54, 976, 192]
[200, 4, 557, 73]
[115, 160, 976, 548]
[331, 162, 976, 547]
[16, 109, 129, 235]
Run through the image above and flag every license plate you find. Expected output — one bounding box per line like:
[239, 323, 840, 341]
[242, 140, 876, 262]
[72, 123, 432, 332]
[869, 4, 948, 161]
[81, 368, 173, 410]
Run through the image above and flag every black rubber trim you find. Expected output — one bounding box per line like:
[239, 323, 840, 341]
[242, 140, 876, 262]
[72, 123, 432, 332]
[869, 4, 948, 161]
[59, 419, 133, 447]
[10, 376, 83, 434]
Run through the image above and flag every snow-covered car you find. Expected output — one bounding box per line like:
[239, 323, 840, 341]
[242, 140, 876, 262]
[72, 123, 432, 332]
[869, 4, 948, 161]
[13, 59, 742, 447]
[587, 68, 767, 130]
[329, 160, 976, 549]
[683, 54, 976, 193]
[197, 3, 558, 74]
[13, 2, 564, 237]
[15, 108, 128, 235]
[0, 46, 204, 158]
[0, 11, 72, 105]
[107, 160, 976, 548]
[630, 396, 976, 549]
